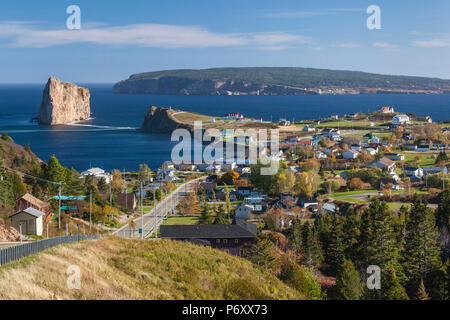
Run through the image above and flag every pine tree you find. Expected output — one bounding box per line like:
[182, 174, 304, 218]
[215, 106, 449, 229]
[416, 279, 431, 300]
[383, 265, 409, 300]
[333, 259, 364, 300]
[301, 221, 322, 268]
[342, 209, 360, 263]
[199, 202, 213, 225]
[326, 216, 345, 276]
[402, 197, 442, 296]
[214, 205, 230, 224]
[436, 190, 450, 258]
[242, 233, 276, 270]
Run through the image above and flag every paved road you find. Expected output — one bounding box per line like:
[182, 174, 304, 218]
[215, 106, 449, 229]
[113, 177, 205, 239]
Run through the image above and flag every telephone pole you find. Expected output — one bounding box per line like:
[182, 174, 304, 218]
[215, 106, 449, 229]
[140, 181, 143, 239]
[58, 182, 62, 233]
[89, 190, 92, 233]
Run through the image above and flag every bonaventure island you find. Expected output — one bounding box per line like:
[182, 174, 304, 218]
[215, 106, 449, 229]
[1, 67, 449, 300]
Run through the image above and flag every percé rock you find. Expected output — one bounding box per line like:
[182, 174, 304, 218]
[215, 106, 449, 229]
[38, 77, 91, 125]
[141, 106, 192, 133]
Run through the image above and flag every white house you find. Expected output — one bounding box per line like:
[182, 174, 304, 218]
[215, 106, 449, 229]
[81, 167, 111, 183]
[404, 167, 424, 178]
[365, 147, 378, 155]
[156, 168, 177, 181]
[392, 114, 411, 125]
[343, 149, 359, 159]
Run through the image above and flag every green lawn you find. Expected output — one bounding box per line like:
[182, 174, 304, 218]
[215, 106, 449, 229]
[332, 189, 376, 197]
[402, 153, 438, 166]
[163, 216, 200, 225]
[336, 197, 368, 204]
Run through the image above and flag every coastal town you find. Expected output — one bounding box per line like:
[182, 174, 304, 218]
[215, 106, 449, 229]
[1, 102, 449, 300]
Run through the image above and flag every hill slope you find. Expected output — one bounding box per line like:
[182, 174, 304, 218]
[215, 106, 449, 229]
[0, 237, 304, 300]
[113, 67, 450, 95]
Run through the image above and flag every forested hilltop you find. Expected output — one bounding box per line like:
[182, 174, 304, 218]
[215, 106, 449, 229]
[114, 67, 450, 95]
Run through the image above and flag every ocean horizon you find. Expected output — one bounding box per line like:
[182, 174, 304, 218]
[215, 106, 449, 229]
[1, 83, 449, 172]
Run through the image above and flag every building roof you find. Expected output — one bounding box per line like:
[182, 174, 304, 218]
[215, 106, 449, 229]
[17, 193, 49, 209]
[369, 157, 395, 168]
[160, 220, 257, 239]
[199, 182, 217, 190]
[11, 207, 45, 218]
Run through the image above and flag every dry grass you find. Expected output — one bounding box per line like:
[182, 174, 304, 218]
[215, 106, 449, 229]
[0, 237, 304, 300]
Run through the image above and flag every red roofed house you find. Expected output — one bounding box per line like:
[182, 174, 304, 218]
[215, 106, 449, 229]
[381, 106, 395, 113]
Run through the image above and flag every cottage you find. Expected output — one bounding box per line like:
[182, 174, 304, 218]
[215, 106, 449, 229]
[404, 167, 424, 177]
[343, 149, 359, 159]
[381, 106, 395, 113]
[367, 157, 396, 171]
[392, 114, 411, 125]
[10, 207, 45, 236]
[15, 193, 50, 213]
[160, 220, 257, 256]
[80, 167, 111, 183]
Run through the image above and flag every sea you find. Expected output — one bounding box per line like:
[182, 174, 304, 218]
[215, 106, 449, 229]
[0, 83, 449, 172]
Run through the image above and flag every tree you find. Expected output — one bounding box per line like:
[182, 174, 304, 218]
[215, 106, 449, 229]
[436, 190, 450, 258]
[278, 260, 323, 300]
[383, 266, 409, 300]
[111, 169, 125, 193]
[415, 279, 431, 300]
[249, 161, 280, 196]
[199, 202, 213, 225]
[9, 172, 27, 197]
[301, 221, 323, 268]
[219, 171, 239, 185]
[138, 164, 151, 182]
[402, 197, 442, 296]
[277, 171, 296, 194]
[242, 233, 276, 270]
[214, 204, 230, 224]
[349, 177, 365, 191]
[44, 155, 65, 191]
[326, 216, 345, 276]
[333, 259, 364, 300]
[294, 171, 320, 198]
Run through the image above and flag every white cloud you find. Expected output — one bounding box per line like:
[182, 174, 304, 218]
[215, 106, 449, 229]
[265, 8, 363, 19]
[0, 21, 309, 49]
[372, 42, 397, 48]
[413, 39, 450, 47]
[333, 42, 361, 48]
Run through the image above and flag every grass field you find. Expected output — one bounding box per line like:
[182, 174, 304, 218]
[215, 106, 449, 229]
[163, 216, 200, 225]
[332, 190, 376, 197]
[0, 238, 304, 300]
[336, 197, 368, 204]
[402, 152, 438, 166]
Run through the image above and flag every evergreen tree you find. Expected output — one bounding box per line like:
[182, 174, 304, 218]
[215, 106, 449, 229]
[199, 202, 213, 225]
[44, 155, 66, 192]
[402, 197, 442, 296]
[333, 259, 364, 300]
[9, 172, 27, 197]
[383, 265, 409, 300]
[279, 260, 323, 300]
[301, 221, 323, 267]
[436, 190, 450, 258]
[415, 279, 431, 300]
[325, 216, 345, 276]
[214, 205, 230, 224]
[342, 209, 361, 263]
[242, 233, 276, 270]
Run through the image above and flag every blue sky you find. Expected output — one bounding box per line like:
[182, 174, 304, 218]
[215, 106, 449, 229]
[0, 0, 449, 83]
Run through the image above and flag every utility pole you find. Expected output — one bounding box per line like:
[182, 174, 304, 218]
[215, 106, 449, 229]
[153, 188, 157, 238]
[89, 190, 92, 233]
[109, 177, 112, 206]
[58, 182, 62, 234]
[140, 181, 143, 239]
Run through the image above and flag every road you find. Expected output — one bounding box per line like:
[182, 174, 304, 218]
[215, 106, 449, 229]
[113, 176, 205, 239]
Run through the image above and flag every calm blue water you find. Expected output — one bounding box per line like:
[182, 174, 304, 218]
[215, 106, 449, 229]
[1, 83, 449, 171]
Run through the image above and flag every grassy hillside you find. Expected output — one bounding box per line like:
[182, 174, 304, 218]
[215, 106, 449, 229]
[126, 67, 450, 91]
[0, 237, 305, 300]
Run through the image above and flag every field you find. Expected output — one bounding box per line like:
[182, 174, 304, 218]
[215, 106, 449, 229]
[0, 237, 303, 300]
[163, 216, 200, 225]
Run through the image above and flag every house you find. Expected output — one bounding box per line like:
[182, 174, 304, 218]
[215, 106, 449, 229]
[343, 149, 359, 159]
[404, 144, 418, 151]
[117, 193, 137, 212]
[351, 144, 362, 152]
[316, 151, 327, 159]
[236, 186, 254, 196]
[180, 164, 196, 171]
[380, 178, 398, 190]
[156, 168, 177, 181]
[199, 182, 217, 194]
[160, 220, 257, 256]
[302, 125, 315, 132]
[365, 147, 378, 155]
[381, 106, 395, 113]
[235, 203, 255, 219]
[10, 207, 45, 236]
[422, 166, 448, 176]
[384, 153, 405, 161]
[15, 193, 50, 213]
[417, 116, 432, 123]
[404, 167, 424, 178]
[80, 167, 111, 183]
[392, 114, 411, 125]
[417, 144, 430, 152]
[364, 133, 380, 144]
[161, 161, 175, 170]
[224, 112, 244, 120]
[328, 131, 342, 141]
[368, 157, 396, 171]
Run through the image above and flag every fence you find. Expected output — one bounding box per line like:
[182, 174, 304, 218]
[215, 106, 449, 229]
[0, 235, 98, 266]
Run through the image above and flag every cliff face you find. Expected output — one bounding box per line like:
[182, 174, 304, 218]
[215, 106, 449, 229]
[114, 77, 317, 96]
[141, 106, 192, 133]
[38, 77, 91, 125]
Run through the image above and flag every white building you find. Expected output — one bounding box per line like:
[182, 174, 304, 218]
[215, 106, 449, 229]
[156, 168, 177, 181]
[10, 207, 45, 236]
[343, 149, 359, 159]
[235, 203, 254, 219]
[392, 114, 411, 125]
[81, 167, 111, 183]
